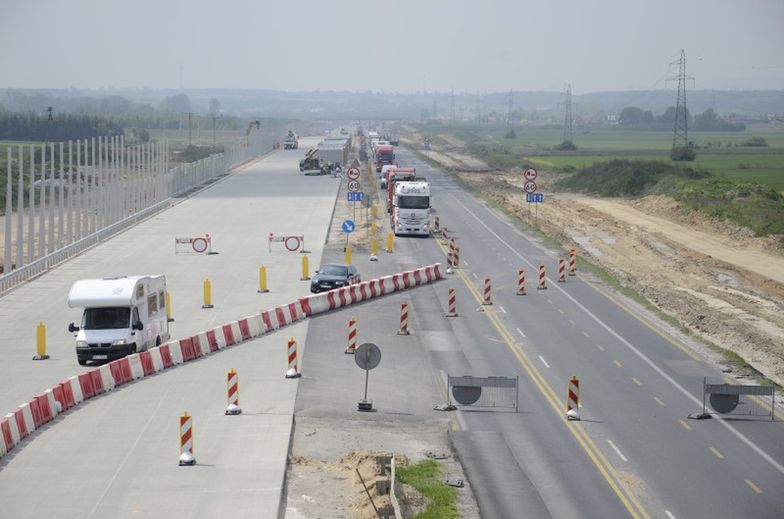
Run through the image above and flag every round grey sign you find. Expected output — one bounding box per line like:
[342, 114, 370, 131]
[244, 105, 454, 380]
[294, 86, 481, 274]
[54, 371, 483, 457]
[354, 343, 381, 370]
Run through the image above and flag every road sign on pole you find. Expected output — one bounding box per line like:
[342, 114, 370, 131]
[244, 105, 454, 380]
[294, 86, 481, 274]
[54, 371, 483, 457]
[348, 180, 361, 192]
[347, 192, 364, 202]
[355, 342, 381, 411]
[523, 180, 538, 194]
[347, 168, 360, 180]
[342, 220, 356, 233]
[526, 193, 544, 203]
[524, 168, 538, 181]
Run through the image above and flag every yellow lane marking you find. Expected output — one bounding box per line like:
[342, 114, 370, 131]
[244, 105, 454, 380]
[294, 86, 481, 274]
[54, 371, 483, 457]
[632, 377, 642, 386]
[679, 420, 692, 431]
[655, 397, 665, 407]
[614, 360, 624, 368]
[596, 344, 606, 351]
[582, 331, 590, 338]
[709, 447, 725, 459]
[436, 239, 649, 519]
[569, 319, 577, 326]
[745, 479, 763, 494]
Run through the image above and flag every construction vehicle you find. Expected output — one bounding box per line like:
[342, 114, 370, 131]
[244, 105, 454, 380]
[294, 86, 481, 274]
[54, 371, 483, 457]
[299, 149, 325, 175]
[284, 130, 299, 149]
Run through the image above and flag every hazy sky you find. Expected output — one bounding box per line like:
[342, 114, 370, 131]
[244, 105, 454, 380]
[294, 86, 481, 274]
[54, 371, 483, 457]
[1, 0, 782, 93]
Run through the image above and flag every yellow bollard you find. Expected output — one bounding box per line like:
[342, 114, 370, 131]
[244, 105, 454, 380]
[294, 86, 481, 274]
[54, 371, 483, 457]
[371, 239, 379, 257]
[166, 291, 174, 322]
[33, 321, 49, 360]
[386, 232, 394, 253]
[202, 278, 214, 309]
[371, 204, 378, 218]
[301, 255, 310, 281]
[258, 265, 269, 293]
[345, 246, 352, 265]
[371, 222, 377, 235]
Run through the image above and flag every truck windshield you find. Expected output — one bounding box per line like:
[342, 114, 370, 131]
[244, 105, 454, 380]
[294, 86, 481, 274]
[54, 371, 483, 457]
[398, 196, 430, 209]
[81, 307, 130, 330]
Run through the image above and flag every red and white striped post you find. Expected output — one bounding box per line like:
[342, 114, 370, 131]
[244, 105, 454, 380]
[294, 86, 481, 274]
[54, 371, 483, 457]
[433, 215, 440, 235]
[398, 302, 410, 335]
[285, 337, 301, 378]
[538, 264, 547, 290]
[482, 277, 493, 305]
[569, 248, 577, 276]
[442, 226, 449, 243]
[567, 376, 581, 420]
[345, 317, 358, 354]
[558, 258, 566, 282]
[517, 268, 526, 296]
[225, 369, 241, 415]
[446, 288, 458, 317]
[453, 246, 460, 269]
[178, 411, 196, 465]
[449, 238, 456, 264]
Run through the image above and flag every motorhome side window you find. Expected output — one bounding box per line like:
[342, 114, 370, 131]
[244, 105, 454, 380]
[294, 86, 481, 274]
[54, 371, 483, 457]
[132, 307, 141, 327]
[158, 290, 165, 310]
[147, 294, 158, 316]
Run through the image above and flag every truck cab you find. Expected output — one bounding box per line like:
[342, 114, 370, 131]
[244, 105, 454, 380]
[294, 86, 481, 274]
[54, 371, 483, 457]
[392, 181, 431, 236]
[67, 275, 170, 365]
[375, 145, 395, 173]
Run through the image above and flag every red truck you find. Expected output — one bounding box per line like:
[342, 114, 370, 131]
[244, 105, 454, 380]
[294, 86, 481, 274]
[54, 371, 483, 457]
[375, 145, 395, 173]
[385, 167, 416, 213]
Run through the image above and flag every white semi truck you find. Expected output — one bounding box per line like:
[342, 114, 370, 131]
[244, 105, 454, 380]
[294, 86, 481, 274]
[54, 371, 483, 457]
[67, 275, 170, 365]
[392, 181, 431, 236]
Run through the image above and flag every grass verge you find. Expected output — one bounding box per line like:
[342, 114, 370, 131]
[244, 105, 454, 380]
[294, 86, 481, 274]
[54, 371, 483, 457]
[396, 459, 458, 519]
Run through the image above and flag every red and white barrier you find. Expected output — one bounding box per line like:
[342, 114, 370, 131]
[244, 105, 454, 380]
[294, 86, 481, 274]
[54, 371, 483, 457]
[567, 376, 581, 420]
[517, 268, 526, 296]
[538, 264, 547, 290]
[482, 277, 493, 305]
[285, 337, 301, 378]
[558, 258, 566, 283]
[346, 317, 358, 354]
[398, 302, 410, 335]
[226, 369, 241, 415]
[447, 288, 458, 317]
[179, 411, 196, 466]
[569, 249, 577, 276]
[0, 263, 444, 461]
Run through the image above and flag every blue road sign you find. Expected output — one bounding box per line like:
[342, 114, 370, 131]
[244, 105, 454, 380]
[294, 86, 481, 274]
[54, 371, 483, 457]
[342, 220, 356, 233]
[526, 193, 544, 203]
[347, 192, 365, 202]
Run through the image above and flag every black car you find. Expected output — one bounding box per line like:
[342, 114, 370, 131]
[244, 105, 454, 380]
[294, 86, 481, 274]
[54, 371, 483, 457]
[310, 263, 360, 293]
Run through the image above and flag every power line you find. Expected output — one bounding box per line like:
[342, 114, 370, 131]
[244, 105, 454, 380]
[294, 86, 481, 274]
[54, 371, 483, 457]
[563, 84, 573, 143]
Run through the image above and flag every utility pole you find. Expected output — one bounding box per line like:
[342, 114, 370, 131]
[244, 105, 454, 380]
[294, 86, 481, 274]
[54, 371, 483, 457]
[669, 49, 693, 149]
[450, 89, 455, 123]
[475, 90, 481, 126]
[188, 112, 192, 147]
[507, 89, 514, 129]
[563, 84, 573, 144]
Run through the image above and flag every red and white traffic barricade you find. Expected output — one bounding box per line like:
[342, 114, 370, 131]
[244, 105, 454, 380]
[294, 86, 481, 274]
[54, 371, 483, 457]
[398, 302, 410, 335]
[446, 288, 458, 317]
[482, 277, 493, 305]
[225, 369, 241, 415]
[538, 264, 547, 290]
[174, 234, 213, 254]
[285, 337, 301, 378]
[567, 376, 581, 420]
[179, 411, 196, 466]
[558, 258, 566, 283]
[569, 248, 577, 276]
[268, 233, 305, 253]
[517, 268, 526, 295]
[346, 317, 358, 354]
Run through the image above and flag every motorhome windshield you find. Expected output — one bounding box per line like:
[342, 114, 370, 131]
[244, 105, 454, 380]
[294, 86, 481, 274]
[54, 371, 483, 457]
[398, 196, 430, 209]
[81, 307, 130, 329]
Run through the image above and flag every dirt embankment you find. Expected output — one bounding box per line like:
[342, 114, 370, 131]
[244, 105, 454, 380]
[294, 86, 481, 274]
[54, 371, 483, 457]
[415, 135, 784, 386]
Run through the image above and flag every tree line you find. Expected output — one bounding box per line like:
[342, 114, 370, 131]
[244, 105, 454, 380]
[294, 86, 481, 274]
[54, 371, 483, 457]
[618, 106, 746, 131]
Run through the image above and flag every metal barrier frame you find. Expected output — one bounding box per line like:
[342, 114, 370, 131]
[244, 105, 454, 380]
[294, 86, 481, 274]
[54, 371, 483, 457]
[447, 375, 519, 412]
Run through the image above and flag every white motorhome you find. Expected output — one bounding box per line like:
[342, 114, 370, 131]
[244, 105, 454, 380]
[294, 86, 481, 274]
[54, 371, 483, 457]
[392, 181, 431, 236]
[67, 275, 170, 365]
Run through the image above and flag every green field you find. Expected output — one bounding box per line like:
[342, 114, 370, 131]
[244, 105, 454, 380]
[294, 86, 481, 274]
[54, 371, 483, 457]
[437, 124, 784, 192]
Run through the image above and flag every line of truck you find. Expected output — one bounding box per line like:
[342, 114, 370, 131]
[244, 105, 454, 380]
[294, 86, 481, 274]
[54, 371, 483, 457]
[366, 130, 431, 237]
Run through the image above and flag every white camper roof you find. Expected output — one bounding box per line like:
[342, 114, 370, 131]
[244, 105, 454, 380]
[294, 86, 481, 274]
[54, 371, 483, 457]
[67, 275, 163, 308]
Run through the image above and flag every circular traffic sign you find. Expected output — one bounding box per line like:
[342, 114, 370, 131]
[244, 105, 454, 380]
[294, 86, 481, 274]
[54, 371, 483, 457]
[347, 180, 361, 192]
[284, 236, 301, 252]
[523, 180, 538, 194]
[191, 237, 208, 253]
[347, 168, 360, 180]
[342, 220, 356, 233]
[354, 343, 381, 370]
[524, 168, 538, 181]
